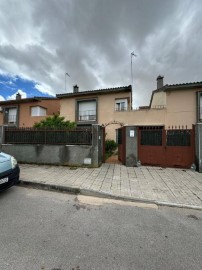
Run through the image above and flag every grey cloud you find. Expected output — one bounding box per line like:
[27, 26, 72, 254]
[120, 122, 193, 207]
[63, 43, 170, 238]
[0, 0, 202, 105]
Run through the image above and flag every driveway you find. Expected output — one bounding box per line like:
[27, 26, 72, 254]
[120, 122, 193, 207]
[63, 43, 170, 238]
[19, 163, 202, 209]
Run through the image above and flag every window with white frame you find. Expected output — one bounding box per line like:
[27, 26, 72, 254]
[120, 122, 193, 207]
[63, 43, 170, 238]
[7, 108, 17, 124]
[31, 106, 47, 116]
[115, 99, 128, 111]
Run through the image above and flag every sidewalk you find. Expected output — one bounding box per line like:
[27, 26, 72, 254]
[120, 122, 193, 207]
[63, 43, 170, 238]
[19, 163, 202, 209]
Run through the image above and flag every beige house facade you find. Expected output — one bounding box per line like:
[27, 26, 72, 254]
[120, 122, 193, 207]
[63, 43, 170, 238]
[57, 78, 202, 141]
[150, 76, 202, 128]
[57, 85, 132, 140]
[123, 77, 202, 130]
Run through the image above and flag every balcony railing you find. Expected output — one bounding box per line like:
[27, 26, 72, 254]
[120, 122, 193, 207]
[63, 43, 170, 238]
[78, 110, 96, 121]
[115, 106, 128, 111]
[4, 114, 17, 125]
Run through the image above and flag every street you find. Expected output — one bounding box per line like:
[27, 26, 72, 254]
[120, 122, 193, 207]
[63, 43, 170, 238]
[0, 186, 202, 270]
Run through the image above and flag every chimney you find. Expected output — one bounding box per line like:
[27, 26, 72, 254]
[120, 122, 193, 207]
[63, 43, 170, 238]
[16, 93, 21, 100]
[156, 75, 164, 89]
[73, 84, 79, 93]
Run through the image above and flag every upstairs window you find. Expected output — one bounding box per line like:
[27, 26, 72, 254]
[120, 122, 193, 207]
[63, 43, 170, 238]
[115, 99, 128, 111]
[31, 106, 47, 116]
[5, 107, 17, 124]
[77, 100, 96, 121]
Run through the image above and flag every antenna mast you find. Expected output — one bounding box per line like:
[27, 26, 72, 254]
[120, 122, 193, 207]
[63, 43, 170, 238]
[131, 51, 137, 109]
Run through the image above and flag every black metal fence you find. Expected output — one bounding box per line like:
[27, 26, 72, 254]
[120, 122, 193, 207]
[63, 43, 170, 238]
[166, 129, 191, 146]
[5, 127, 92, 145]
[140, 126, 192, 146]
[141, 130, 163, 146]
[140, 127, 163, 146]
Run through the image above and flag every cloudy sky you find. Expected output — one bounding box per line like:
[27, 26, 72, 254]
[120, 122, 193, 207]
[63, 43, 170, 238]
[0, 0, 201, 106]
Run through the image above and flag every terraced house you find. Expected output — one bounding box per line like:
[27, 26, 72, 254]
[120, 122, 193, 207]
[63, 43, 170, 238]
[57, 85, 132, 140]
[0, 93, 60, 128]
[116, 76, 202, 171]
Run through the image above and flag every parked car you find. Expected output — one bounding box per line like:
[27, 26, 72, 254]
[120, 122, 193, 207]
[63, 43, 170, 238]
[0, 152, 20, 191]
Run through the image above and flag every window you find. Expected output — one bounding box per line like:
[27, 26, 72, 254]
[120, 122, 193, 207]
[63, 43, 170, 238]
[115, 99, 128, 111]
[77, 100, 96, 121]
[4, 107, 17, 124]
[31, 106, 47, 116]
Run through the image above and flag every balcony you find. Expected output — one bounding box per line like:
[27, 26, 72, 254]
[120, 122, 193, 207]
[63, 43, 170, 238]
[78, 110, 96, 121]
[115, 106, 128, 111]
[4, 114, 17, 125]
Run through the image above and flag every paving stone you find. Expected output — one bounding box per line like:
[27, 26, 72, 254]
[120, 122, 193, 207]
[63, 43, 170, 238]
[19, 164, 202, 207]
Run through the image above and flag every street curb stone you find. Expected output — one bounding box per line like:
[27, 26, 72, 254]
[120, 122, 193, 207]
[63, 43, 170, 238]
[20, 180, 202, 211]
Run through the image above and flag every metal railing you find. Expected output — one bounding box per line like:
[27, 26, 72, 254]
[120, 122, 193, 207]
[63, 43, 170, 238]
[78, 110, 96, 121]
[114, 105, 166, 111]
[4, 114, 17, 124]
[115, 106, 128, 111]
[5, 127, 92, 145]
[139, 126, 191, 147]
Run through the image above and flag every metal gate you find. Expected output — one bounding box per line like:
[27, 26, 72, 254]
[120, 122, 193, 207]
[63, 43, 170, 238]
[117, 126, 126, 164]
[138, 126, 195, 168]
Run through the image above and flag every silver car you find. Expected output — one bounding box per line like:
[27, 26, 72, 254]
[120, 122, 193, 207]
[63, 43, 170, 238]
[0, 152, 20, 191]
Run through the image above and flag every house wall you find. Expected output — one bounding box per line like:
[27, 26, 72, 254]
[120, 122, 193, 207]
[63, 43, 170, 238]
[106, 108, 166, 140]
[97, 92, 131, 123]
[0, 99, 60, 127]
[151, 91, 166, 107]
[60, 95, 166, 141]
[60, 92, 131, 122]
[60, 97, 77, 122]
[19, 99, 60, 127]
[60, 87, 202, 140]
[60, 92, 132, 140]
[165, 89, 200, 129]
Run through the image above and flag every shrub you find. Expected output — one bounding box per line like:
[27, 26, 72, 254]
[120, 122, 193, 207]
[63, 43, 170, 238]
[33, 114, 76, 129]
[105, 139, 118, 154]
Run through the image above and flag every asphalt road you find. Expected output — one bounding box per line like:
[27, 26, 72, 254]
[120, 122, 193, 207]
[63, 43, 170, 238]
[0, 186, 202, 270]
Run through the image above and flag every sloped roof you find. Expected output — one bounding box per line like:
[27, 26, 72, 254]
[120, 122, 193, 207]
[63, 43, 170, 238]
[154, 81, 202, 93]
[0, 96, 57, 106]
[149, 81, 202, 107]
[56, 85, 132, 98]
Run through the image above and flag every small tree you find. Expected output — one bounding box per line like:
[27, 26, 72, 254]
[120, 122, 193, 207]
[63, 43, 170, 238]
[105, 139, 118, 159]
[33, 114, 76, 129]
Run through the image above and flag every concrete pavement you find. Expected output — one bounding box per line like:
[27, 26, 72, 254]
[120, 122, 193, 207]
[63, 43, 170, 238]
[19, 163, 202, 209]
